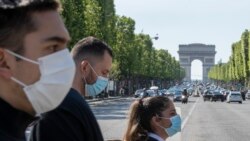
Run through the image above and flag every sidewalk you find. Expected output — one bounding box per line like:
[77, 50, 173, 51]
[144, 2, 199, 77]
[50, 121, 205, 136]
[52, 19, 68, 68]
[86, 96, 124, 103]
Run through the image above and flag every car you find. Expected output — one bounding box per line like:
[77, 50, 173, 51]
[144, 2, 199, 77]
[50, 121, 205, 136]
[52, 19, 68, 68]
[138, 89, 158, 98]
[146, 90, 158, 97]
[166, 88, 175, 97]
[150, 86, 160, 95]
[211, 90, 224, 102]
[134, 89, 144, 98]
[187, 88, 193, 96]
[226, 91, 243, 104]
[173, 90, 182, 102]
[203, 90, 213, 101]
[159, 89, 167, 96]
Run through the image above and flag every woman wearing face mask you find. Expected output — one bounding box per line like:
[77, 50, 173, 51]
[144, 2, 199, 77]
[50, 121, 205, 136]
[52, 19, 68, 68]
[123, 96, 181, 141]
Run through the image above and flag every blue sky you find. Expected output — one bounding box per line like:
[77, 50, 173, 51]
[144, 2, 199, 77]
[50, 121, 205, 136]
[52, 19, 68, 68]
[114, 0, 250, 80]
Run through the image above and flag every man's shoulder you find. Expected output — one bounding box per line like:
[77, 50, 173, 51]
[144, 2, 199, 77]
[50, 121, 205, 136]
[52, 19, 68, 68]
[60, 88, 89, 108]
[45, 88, 92, 119]
[30, 88, 104, 141]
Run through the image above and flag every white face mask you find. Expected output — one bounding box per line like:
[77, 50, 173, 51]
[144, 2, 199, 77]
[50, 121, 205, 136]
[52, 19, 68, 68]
[6, 49, 76, 115]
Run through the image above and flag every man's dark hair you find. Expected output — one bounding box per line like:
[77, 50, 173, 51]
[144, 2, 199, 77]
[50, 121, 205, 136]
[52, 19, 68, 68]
[71, 36, 113, 65]
[0, 0, 60, 54]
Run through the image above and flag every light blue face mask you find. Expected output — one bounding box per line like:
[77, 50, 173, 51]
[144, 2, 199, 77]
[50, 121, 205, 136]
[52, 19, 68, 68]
[158, 114, 182, 137]
[84, 64, 109, 97]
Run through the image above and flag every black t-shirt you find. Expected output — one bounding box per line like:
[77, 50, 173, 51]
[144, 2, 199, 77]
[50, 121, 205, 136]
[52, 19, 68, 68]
[30, 88, 104, 141]
[0, 98, 34, 141]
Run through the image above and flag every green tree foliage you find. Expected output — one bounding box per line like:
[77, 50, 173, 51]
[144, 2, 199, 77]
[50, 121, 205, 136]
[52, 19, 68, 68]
[61, 0, 85, 48]
[84, 0, 103, 38]
[61, 1, 184, 90]
[209, 29, 250, 86]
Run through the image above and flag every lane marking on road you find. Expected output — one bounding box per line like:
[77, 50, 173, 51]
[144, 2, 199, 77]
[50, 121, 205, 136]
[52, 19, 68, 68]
[181, 98, 199, 130]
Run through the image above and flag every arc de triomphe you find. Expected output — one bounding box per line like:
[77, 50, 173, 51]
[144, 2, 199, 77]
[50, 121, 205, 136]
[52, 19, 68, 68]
[178, 43, 216, 82]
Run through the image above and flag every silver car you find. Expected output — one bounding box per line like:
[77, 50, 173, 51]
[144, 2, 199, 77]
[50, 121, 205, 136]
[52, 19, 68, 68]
[226, 91, 242, 104]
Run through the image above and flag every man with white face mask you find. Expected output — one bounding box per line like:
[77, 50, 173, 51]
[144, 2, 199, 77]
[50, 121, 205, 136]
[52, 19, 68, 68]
[30, 36, 113, 141]
[0, 0, 75, 141]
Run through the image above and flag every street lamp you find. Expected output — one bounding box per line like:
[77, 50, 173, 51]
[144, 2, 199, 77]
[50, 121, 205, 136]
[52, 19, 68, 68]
[150, 34, 159, 87]
[151, 33, 159, 40]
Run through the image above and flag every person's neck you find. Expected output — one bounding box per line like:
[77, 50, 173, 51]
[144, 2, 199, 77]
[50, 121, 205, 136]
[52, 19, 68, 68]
[155, 129, 168, 140]
[72, 77, 86, 97]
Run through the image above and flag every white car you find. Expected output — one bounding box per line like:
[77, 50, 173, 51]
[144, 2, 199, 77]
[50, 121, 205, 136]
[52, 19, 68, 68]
[226, 91, 242, 104]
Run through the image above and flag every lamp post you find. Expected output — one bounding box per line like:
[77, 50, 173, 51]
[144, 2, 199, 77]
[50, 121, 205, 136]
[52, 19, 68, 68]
[150, 34, 159, 87]
[151, 33, 159, 40]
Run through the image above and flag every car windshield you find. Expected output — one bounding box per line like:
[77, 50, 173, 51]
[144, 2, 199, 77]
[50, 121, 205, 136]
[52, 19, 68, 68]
[175, 91, 182, 95]
[231, 93, 240, 96]
[213, 91, 221, 95]
[135, 90, 144, 94]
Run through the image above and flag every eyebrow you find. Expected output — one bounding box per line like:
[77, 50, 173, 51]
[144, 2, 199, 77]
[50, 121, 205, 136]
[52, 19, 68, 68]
[42, 36, 69, 44]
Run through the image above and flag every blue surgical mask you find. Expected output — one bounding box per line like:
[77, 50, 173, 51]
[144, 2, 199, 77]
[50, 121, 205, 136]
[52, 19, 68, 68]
[83, 64, 109, 96]
[158, 114, 182, 137]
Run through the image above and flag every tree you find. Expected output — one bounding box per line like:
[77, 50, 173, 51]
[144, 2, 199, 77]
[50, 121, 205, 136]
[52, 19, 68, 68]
[61, 0, 85, 48]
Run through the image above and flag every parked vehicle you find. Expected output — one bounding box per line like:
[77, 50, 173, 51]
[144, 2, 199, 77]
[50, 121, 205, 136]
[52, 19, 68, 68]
[150, 86, 159, 96]
[226, 91, 243, 104]
[138, 89, 158, 98]
[134, 89, 144, 98]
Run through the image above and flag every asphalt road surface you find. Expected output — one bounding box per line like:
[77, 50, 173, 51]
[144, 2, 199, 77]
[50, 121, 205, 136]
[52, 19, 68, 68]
[90, 96, 250, 141]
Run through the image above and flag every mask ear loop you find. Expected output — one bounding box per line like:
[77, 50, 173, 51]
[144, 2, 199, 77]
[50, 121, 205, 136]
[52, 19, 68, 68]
[11, 77, 27, 87]
[87, 63, 98, 76]
[4, 49, 35, 87]
[82, 74, 89, 96]
[5, 49, 39, 65]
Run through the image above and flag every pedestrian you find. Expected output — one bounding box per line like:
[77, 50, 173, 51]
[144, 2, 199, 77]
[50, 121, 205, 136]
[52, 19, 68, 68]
[30, 36, 113, 141]
[241, 89, 246, 101]
[183, 88, 188, 96]
[120, 87, 125, 96]
[123, 96, 181, 141]
[0, 0, 75, 140]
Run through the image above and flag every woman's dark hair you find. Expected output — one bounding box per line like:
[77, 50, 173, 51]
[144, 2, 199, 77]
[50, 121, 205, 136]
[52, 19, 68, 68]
[123, 96, 171, 141]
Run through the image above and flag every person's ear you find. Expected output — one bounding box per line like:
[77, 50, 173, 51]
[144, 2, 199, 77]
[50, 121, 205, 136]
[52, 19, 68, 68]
[152, 115, 161, 125]
[80, 60, 89, 74]
[0, 49, 12, 79]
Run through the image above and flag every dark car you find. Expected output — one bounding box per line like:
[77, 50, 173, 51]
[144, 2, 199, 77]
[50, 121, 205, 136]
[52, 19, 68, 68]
[203, 90, 213, 101]
[211, 90, 224, 102]
[173, 90, 182, 102]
